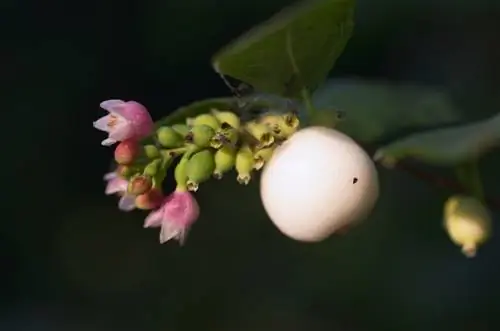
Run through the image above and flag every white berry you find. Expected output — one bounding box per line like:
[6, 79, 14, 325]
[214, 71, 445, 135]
[260, 126, 379, 242]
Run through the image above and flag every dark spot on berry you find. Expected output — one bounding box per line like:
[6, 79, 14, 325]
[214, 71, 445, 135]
[352, 177, 358, 184]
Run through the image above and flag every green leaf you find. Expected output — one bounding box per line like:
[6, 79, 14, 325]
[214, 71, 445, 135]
[309, 79, 462, 143]
[373, 112, 500, 167]
[211, 0, 355, 99]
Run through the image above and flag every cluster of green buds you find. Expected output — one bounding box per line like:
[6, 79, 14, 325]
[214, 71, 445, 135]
[143, 108, 301, 192]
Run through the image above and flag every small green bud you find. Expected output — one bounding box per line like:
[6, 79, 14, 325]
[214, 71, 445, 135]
[190, 113, 220, 131]
[143, 144, 160, 159]
[171, 124, 190, 137]
[157, 126, 184, 148]
[210, 123, 239, 149]
[128, 175, 153, 195]
[235, 145, 255, 185]
[186, 149, 216, 191]
[211, 109, 241, 129]
[244, 121, 274, 149]
[143, 159, 162, 177]
[213, 146, 237, 179]
[185, 124, 216, 148]
[253, 145, 277, 170]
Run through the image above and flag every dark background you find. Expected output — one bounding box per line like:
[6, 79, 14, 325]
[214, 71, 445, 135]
[3, 0, 500, 330]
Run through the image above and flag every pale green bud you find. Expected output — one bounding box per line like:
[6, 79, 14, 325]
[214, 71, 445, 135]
[143, 159, 162, 177]
[444, 195, 492, 258]
[213, 146, 237, 179]
[186, 149, 216, 192]
[244, 121, 274, 149]
[185, 124, 216, 148]
[171, 124, 190, 137]
[210, 122, 239, 149]
[253, 145, 277, 170]
[235, 145, 255, 185]
[258, 113, 300, 140]
[190, 113, 220, 131]
[211, 109, 241, 129]
[157, 126, 184, 148]
[143, 144, 160, 159]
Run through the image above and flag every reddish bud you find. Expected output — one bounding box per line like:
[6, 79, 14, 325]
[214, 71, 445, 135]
[114, 139, 140, 165]
[128, 175, 153, 195]
[135, 188, 163, 210]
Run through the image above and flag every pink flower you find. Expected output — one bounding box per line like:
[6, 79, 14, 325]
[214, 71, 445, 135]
[143, 190, 200, 245]
[94, 100, 154, 146]
[103, 172, 136, 211]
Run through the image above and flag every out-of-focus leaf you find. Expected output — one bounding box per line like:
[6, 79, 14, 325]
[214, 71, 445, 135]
[154, 95, 296, 130]
[212, 0, 355, 99]
[373, 112, 500, 167]
[309, 78, 462, 143]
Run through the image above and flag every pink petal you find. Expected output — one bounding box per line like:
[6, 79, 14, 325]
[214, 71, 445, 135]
[144, 209, 164, 228]
[100, 99, 125, 112]
[103, 172, 117, 181]
[121, 101, 154, 139]
[159, 221, 183, 244]
[101, 137, 118, 146]
[93, 115, 113, 132]
[118, 195, 136, 211]
[108, 121, 133, 142]
[105, 177, 127, 195]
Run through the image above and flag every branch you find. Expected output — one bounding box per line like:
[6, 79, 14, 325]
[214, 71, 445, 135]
[368, 149, 500, 210]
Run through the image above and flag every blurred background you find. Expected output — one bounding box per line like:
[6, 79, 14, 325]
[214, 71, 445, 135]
[2, 0, 500, 330]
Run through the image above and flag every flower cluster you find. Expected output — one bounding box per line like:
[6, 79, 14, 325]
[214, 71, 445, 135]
[94, 99, 300, 245]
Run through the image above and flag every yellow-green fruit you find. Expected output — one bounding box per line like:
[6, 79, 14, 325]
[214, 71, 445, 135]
[211, 109, 241, 129]
[235, 145, 255, 185]
[191, 113, 220, 131]
[171, 124, 190, 137]
[253, 145, 276, 170]
[444, 195, 492, 258]
[186, 125, 216, 148]
[157, 126, 184, 148]
[185, 149, 215, 192]
[213, 146, 237, 179]
[244, 121, 274, 149]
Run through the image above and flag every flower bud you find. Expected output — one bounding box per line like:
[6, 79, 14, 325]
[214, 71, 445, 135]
[259, 113, 300, 139]
[185, 125, 216, 148]
[135, 188, 163, 210]
[211, 109, 241, 129]
[444, 195, 492, 258]
[171, 124, 190, 137]
[143, 159, 162, 177]
[116, 165, 136, 179]
[213, 146, 237, 179]
[253, 145, 277, 170]
[235, 145, 255, 185]
[157, 126, 184, 148]
[210, 123, 239, 149]
[244, 121, 274, 149]
[185, 149, 216, 191]
[190, 113, 220, 131]
[128, 174, 153, 195]
[143, 144, 160, 159]
[114, 139, 140, 165]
